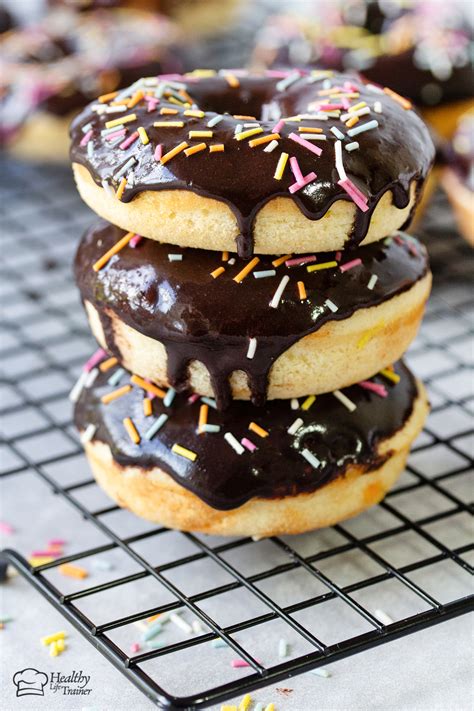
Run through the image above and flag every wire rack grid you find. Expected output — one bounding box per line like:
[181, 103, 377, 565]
[0, 158, 473, 710]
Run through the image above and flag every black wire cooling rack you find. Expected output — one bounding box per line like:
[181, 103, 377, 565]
[0, 158, 473, 710]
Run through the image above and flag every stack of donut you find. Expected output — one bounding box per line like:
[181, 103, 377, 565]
[70, 68, 434, 536]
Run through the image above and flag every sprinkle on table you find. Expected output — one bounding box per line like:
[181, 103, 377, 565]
[41, 631, 66, 646]
[249, 422, 269, 438]
[92, 231, 134, 271]
[172, 443, 198, 461]
[123, 417, 140, 444]
[101, 384, 132, 405]
[58, 564, 88, 579]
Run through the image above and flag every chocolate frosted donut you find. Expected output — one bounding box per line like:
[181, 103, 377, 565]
[75, 221, 431, 409]
[70, 69, 434, 258]
[74, 359, 429, 536]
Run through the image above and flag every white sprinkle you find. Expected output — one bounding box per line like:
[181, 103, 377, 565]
[269, 275, 290, 309]
[254, 704, 264, 711]
[81, 122, 93, 134]
[253, 269, 276, 279]
[201, 397, 217, 409]
[101, 179, 115, 198]
[288, 418, 303, 435]
[170, 613, 193, 635]
[104, 105, 127, 114]
[87, 142, 94, 158]
[375, 609, 394, 625]
[163, 387, 176, 407]
[168, 254, 183, 262]
[301, 448, 321, 468]
[144, 414, 168, 440]
[347, 119, 379, 137]
[374, 101, 383, 114]
[325, 299, 338, 313]
[69, 371, 88, 403]
[322, 78, 332, 89]
[234, 123, 243, 135]
[334, 140, 347, 181]
[192, 620, 203, 634]
[108, 367, 125, 386]
[333, 390, 357, 412]
[310, 668, 331, 678]
[367, 274, 378, 290]
[113, 156, 136, 180]
[246, 337, 257, 360]
[340, 106, 371, 121]
[127, 171, 135, 188]
[276, 71, 301, 91]
[81, 423, 97, 444]
[278, 639, 289, 658]
[85, 368, 99, 388]
[330, 126, 345, 140]
[224, 432, 245, 455]
[202, 424, 221, 433]
[211, 638, 227, 648]
[303, 112, 328, 121]
[91, 558, 114, 571]
[291, 398, 299, 410]
[207, 114, 223, 127]
[243, 123, 260, 128]
[264, 139, 279, 153]
[367, 83, 384, 94]
[228, 258, 236, 266]
[299, 133, 327, 141]
[345, 142, 360, 152]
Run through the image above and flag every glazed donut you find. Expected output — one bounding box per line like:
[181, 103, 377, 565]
[75, 221, 431, 408]
[441, 112, 474, 246]
[0, 7, 180, 161]
[75, 359, 429, 537]
[70, 69, 434, 258]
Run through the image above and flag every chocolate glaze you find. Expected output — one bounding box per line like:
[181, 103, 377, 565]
[69, 71, 434, 258]
[74, 359, 418, 510]
[75, 221, 429, 410]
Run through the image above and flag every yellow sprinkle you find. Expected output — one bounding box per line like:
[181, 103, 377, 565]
[99, 357, 118, 372]
[221, 706, 237, 711]
[307, 261, 337, 272]
[187, 69, 217, 77]
[105, 113, 137, 129]
[235, 127, 263, 141]
[59, 563, 88, 579]
[274, 151, 289, 180]
[222, 251, 229, 262]
[348, 102, 367, 113]
[346, 115, 359, 128]
[138, 126, 149, 145]
[172, 443, 198, 461]
[123, 417, 140, 445]
[29, 556, 54, 567]
[301, 395, 316, 410]
[233, 115, 257, 120]
[264, 704, 275, 711]
[143, 397, 153, 417]
[249, 132, 280, 147]
[211, 266, 225, 279]
[41, 631, 66, 646]
[160, 107, 179, 115]
[167, 96, 187, 107]
[297, 281, 307, 300]
[198, 404, 209, 433]
[233, 257, 260, 283]
[56, 639, 65, 653]
[357, 320, 385, 349]
[160, 141, 188, 165]
[384, 87, 412, 110]
[116, 177, 127, 201]
[50, 641, 59, 657]
[184, 109, 205, 118]
[98, 91, 119, 103]
[127, 90, 144, 109]
[209, 144, 225, 152]
[298, 126, 323, 133]
[184, 142, 207, 157]
[189, 130, 213, 139]
[93, 231, 134, 271]
[272, 254, 292, 267]
[101, 385, 132, 405]
[153, 121, 185, 128]
[223, 73, 240, 88]
[238, 694, 252, 711]
[131, 375, 166, 399]
[380, 368, 400, 384]
[249, 422, 269, 438]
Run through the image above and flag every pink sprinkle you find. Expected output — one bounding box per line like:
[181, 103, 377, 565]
[266, 69, 291, 78]
[83, 348, 107, 372]
[288, 132, 322, 156]
[341, 98, 351, 110]
[289, 171, 317, 194]
[120, 131, 139, 150]
[31, 550, 62, 558]
[158, 73, 186, 81]
[105, 128, 127, 141]
[335, 251, 342, 262]
[130, 643, 140, 653]
[0, 522, 13, 534]
[319, 103, 343, 110]
[154, 144, 163, 161]
[48, 539, 66, 546]
[129, 234, 143, 248]
[338, 178, 369, 212]
[147, 98, 159, 112]
[80, 129, 93, 147]
[272, 119, 285, 134]
[188, 393, 200, 403]
[285, 255, 316, 267]
[358, 381, 388, 398]
[231, 660, 251, 668]
[340, 258, 362, 273]
[241, 437, 257, 453]
[344, 81, 360, 92]
[289, 156, 305, 184]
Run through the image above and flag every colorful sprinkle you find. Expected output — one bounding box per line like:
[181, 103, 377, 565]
[301, 448, 321, 468]
[288, 417, 303, 435]
[333, 390, 356, 412]
[307, 261, 337, 272]
[274, 152, 289, 180]
[145, 414, 169, 440]
[301, 395, 316, 411]
[172, 443, 198, 461]
[249, 422, 269, 438]
[58, 564, 88, 579]
[224, 432, 245, 455]
[269, 275, 290, 308]
[233, 257, 260, 283]
[160, 141, 188, 164]
[123, 417, 140, 444]
[246, 337, 257, 360]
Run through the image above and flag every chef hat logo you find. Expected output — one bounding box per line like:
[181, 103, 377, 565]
[13, 668, 48, 697]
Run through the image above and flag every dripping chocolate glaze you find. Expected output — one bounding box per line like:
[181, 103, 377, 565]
[75, 221, 429, 410]
[69, 72, 435, 258]
[74, 360, 418, 510]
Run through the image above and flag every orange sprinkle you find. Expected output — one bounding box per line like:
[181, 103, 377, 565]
[160, 141, 188, 165]
[130, 374, 166, 399]
[147, 613, 162, 623]
[59, 563, 88, 579]
[93, 231, 134, 271]
[99, 357, 118, 373]
[98, 91, 119, 103]
[249, 132, 280, 148]
[233, 115, 257, 120]
[143, 397, 153, 417]
[298, 126, 323, 133]
[249, 422, 269, 438]
[224, 73, 240, 88]
[346, 115, 359, 128]
[297, 281, 307, 300]
[272, 254, 292, 268]
[160, 107, 179, 115]
[123, 417, 140, 444]
[184, 142, 207, 157]
[211, 266, 225, 279]
[101, 385, 132, 405]
[222, 251, 229, 262]
[198, 404, 209, 433]
[233, 257, 260, 283]
[209, 144, 225, 152]
[384, 87, 412, 110]
[128, 90, 144, 108]
[115, 177, 127, 201]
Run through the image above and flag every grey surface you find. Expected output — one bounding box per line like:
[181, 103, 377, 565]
[0, 160, 473, 710]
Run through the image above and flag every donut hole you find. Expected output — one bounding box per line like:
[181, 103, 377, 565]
[190, 80, 279, 121]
